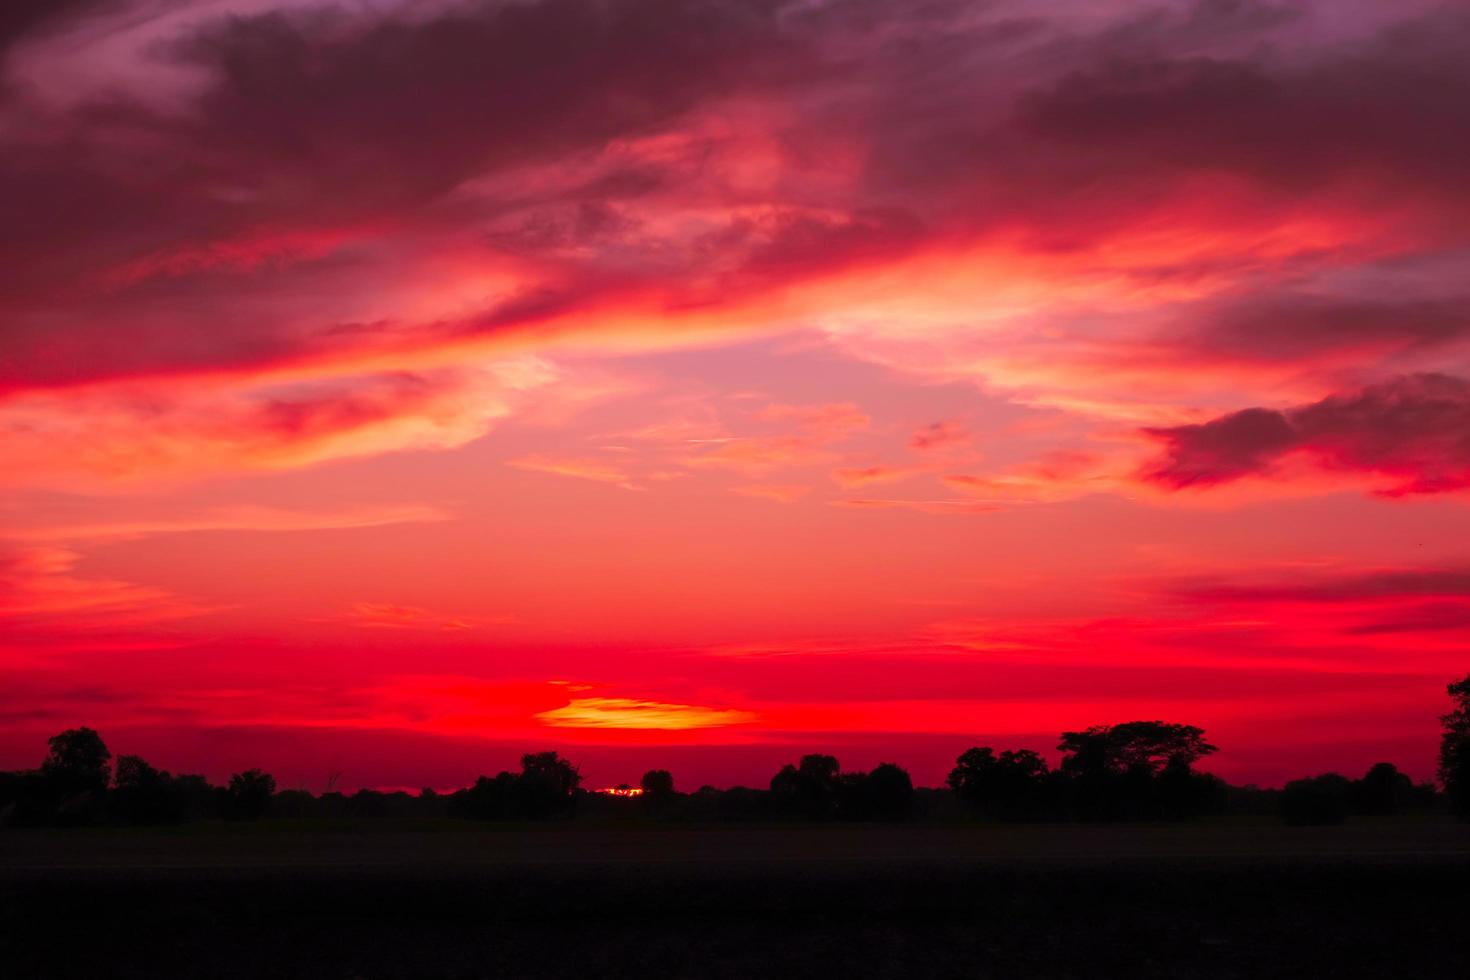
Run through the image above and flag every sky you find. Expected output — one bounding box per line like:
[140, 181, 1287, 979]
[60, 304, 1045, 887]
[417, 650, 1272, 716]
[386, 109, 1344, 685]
[3, 0, 1470, 791]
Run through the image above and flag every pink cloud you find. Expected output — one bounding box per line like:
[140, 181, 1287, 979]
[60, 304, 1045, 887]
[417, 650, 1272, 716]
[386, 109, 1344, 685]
[831, 466, 914, 488]
[508, 454, 645, 491]
[684, 402, 868, 473]
[909, 420, 969, 452]
[730, 483, 811, 503]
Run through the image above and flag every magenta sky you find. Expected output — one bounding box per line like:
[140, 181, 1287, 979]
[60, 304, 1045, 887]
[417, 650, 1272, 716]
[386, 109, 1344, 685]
[4, 0, 1470, 790]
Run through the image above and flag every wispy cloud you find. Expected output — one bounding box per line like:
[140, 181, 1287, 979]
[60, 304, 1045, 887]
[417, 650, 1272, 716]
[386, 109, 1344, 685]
[536, 697, 756, 730]
[508, 454, 646, 490]
[2, 504, 451, 543]
[730, 483, 810, 503]
[335, 603, 512, 632]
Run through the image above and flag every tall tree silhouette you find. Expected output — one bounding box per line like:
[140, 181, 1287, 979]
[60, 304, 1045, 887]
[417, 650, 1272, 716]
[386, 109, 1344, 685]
[1441, 673, 1470, 820]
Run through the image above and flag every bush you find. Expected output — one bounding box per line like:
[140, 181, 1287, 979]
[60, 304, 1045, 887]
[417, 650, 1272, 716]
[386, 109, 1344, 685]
[1280, 773, 1352, 825]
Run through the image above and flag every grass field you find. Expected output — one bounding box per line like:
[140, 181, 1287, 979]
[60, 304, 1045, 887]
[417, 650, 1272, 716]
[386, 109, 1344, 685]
[4, 820, 1468, 978]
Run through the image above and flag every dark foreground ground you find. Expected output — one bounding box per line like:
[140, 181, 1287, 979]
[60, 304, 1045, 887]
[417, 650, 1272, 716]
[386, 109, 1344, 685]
[4, 820, 1469, 979]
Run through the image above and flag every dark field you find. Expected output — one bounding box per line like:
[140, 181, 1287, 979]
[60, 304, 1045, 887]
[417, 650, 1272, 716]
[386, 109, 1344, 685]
[4, 820, 1469, 979]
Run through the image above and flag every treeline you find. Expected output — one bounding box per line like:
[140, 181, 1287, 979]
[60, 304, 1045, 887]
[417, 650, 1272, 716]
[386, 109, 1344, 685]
[0, 731, 281, 827]
[4, 675, 1469, 828]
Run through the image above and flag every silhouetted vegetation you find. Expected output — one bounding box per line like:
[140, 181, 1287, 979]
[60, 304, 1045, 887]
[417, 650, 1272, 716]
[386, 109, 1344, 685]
[1280, 773, 1352, 825]
[948, 748, 1052, 820]
[640, 769, 674, 797]
[7, 685, 1469, 828]
[1441, 672, 1470, 820]
[447, 752, 581, 820]
[944, 722, 1226, 821]
[223, 769, 277, 821]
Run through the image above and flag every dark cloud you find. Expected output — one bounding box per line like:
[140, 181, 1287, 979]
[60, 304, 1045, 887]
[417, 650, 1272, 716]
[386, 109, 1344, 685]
[1169, 293, 1470, 365]
[1142, 406, 1296, 487]
[4, 1, 1470, 395]
[1348, 602, 1470, 636]
[0, 0, 116, 56]
[170, 0, 799, 211]
[0, 0, 805, 390]
[1170, 567, 1470, 637]
[1179, 568, 1470, 605]
[1144, 374, 1470, 494]
[1013, 9, 1470, 199]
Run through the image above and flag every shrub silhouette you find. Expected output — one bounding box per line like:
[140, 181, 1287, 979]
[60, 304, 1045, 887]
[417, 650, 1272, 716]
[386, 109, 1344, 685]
[451, 772, 519, 819]
[716, 786, 772, 821]
[1280, 773, 1352, 825]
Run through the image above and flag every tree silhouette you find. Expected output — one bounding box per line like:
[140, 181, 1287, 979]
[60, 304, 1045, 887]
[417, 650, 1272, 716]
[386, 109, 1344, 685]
[1058, 722, 1217, 775]
[225, 769, 276, 821]
[446, 753, 582, 820]
[771, 754, 840, 818]
[1058, 722, 1219, 821]
[112, 754, 187, 825]
[1350, 762, 1414, 816]
[861, 762, 915, 820]
[41, 727, 111, 796]
[517, 751, 581, 819]
[1440, 673, 1470, 820]
[947, 748, 1050, 820]
[453, 772, 519, 819]
[640, 769, 674, 797]
[2, 710, 1455, 828]
[639, 769, 676, 815]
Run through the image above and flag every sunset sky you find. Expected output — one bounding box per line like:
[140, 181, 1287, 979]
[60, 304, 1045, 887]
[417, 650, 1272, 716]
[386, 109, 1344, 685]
[4, 0, 1470, 790]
